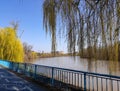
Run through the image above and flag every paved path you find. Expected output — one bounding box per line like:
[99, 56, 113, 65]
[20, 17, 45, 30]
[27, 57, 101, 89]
[0, 67, 49, 91]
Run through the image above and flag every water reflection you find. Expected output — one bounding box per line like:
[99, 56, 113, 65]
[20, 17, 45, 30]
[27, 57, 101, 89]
[29, 56, 120, 76]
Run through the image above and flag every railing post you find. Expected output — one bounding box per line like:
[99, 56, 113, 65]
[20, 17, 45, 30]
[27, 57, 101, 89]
[17, 63, 19, 72]
[11, 62, 13, 70]
[84, 73, 87, 91]
[51, 67, 54, 86]
[24, 63, 26, 74]
[9, 62, 12, 70]
[34, 65, 37, 79]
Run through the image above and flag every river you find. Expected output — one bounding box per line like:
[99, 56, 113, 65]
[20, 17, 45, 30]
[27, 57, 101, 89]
[30, 56, 120, 76]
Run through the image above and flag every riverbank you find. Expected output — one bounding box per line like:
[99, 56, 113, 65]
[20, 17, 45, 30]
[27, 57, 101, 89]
[24, 54, 68, 62]
[37, 53, 70, 58]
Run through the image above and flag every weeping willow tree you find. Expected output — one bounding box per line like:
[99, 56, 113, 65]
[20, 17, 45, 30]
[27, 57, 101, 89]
[0, 27, 24, 62]
[43, 0, 120, 61]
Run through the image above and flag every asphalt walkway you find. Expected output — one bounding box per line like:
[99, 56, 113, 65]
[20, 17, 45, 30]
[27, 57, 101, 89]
[0, 67, 49, 91]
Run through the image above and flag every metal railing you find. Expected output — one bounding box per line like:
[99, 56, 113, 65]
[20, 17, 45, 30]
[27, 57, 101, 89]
[0, 60, 120, 91]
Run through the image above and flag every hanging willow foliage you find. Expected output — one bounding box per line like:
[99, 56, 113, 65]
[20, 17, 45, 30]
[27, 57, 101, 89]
[43, 0, 120, 61]
[43, 0, 57, 54]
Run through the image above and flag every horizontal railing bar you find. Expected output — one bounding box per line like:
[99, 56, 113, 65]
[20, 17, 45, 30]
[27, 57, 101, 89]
[32, 64, 120, 79]
[0, 60, 120, 79]
[87, 74, 120, 80]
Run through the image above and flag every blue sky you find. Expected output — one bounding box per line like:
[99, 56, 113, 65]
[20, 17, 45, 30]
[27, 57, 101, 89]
[0, 0, 67, 53]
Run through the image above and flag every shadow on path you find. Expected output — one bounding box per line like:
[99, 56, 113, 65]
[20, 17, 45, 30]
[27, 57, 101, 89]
[0, 67, 49, 91]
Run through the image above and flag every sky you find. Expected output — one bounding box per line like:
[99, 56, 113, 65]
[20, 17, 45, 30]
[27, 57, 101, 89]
[0, 0, 67, 53]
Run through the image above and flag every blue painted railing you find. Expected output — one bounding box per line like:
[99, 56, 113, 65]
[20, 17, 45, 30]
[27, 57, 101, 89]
[0, 60, 120, 91]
